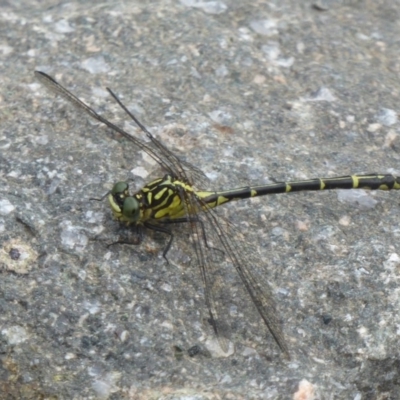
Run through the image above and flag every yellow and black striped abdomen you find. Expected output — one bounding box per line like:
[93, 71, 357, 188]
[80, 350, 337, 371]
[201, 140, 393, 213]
[198, 174, 400, 208]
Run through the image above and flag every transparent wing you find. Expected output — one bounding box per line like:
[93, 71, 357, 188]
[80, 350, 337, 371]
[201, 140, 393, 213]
[34, 71, 208, 187]
[179, 192, 232, 352]
[180, 189, 289, 357]
[105, 85, 208, 187]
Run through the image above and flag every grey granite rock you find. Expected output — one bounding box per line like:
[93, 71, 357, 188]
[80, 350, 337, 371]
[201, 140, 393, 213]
[1, 0, 400, 398]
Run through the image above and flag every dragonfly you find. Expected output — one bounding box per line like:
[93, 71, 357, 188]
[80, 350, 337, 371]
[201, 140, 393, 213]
[35, 70, 400, 359]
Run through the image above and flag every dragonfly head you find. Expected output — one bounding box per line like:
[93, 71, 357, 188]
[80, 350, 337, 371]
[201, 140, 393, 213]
[108, 181, 140, 223]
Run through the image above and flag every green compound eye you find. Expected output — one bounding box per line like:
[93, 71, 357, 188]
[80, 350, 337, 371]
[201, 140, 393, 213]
[112, 181, 129, 195]
[122, 197, 140, 221]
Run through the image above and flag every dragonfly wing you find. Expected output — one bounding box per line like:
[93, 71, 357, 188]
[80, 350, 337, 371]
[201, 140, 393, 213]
[185, 192, 289, 357]
[35, 71, 209, 186]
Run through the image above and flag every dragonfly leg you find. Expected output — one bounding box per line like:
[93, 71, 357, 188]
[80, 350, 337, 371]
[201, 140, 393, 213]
[161, 217, 225, 258]
[143, 222, 174, 263]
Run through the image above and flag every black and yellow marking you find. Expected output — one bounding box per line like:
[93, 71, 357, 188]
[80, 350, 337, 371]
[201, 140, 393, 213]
[198, 174, 400, 208]
[108, 173, 400, 229]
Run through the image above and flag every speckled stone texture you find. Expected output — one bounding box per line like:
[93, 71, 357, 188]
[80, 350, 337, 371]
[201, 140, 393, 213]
[1, 1, 400, 398]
